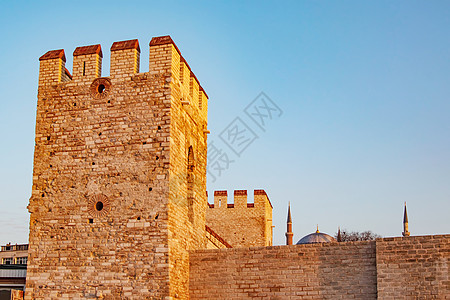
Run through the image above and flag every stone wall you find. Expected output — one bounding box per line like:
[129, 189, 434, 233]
[206, 190, 273, 248]
[376, 235, 449, 299]
[190, 241, 377, 299]
[190, 235, 450, 299]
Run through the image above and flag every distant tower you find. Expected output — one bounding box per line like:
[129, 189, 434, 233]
[337, 227, 342, 242]
[402, 202, 410, 237]
[285, 202, 293, 245]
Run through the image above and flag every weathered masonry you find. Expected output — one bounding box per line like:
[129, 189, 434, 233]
[206, 190, 273, 248]
[190, 235, 450, 299]
[26, 36, 209, 299]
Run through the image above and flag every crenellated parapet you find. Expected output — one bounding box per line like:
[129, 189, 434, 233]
[37, 36, 208, 121]
[110, 39, 140, 78]
[38, 49, 69, 86]
[149, 36, 208, 120]
[72, 44, 103, 83]
[206, 189, 273, 247]
[210, 189, 273, 209]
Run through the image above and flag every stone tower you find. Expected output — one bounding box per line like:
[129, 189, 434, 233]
[26, 36, 209, 299]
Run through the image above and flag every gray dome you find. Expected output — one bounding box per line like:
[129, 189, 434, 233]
[296, 229, 336, 245]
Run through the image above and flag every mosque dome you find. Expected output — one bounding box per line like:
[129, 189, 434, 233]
[296, 227, 336, 245]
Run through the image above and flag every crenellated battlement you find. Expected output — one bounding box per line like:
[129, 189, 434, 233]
[209, 189, 272, 209]
[72, 44, 102, 82]
[206, 189, 273, 247]
[149, 36, 208, 118]
[110, 39, 140, 78]
[37, 36, 208, 118]
[38, 49, 70, 86]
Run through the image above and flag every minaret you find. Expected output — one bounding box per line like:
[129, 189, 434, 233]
[337, 227, 342, 242]
[402, 202, 410, 237]
[285, 202, 293, 245]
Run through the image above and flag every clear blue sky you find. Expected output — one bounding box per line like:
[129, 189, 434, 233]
[0, 1, 449, 246]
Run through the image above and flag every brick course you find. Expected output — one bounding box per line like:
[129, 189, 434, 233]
[189, 235, 450, 299]
[190, 241, 377, 299]
[376, 235, 450, 299]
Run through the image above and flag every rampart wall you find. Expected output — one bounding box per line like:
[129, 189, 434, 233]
[190, 234, 450, 299]
[376, 235, 449, 298]
[206, 190, 273, 248]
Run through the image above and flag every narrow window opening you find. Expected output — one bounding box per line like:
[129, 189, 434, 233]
[83, 62, 86, 76]
[88, 218, 93, 224]
[187, 146, 195, 172]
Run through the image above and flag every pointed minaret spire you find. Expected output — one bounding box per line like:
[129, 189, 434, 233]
[285, 202, 293, 245]
[337, 227, 342, 242]
[402, 202, 410, 237]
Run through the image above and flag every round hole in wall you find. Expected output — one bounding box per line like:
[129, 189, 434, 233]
[95, 201, 104, 211]
[90, 78, 111, 100]
[98, 84, 106, 94]
[88, 194, 110, 218]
